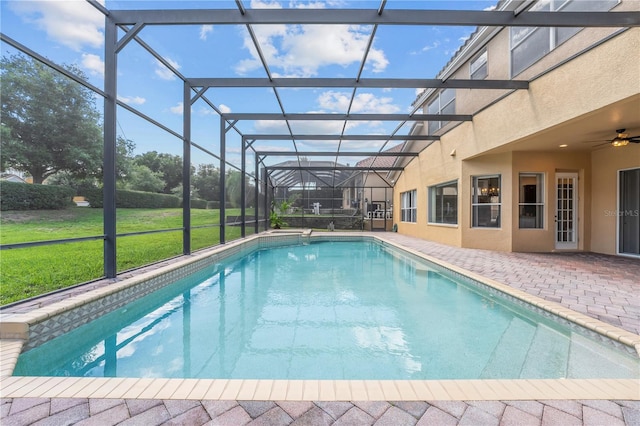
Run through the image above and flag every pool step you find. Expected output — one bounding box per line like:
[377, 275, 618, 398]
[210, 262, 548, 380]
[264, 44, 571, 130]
[520, 324, 570, 378]
[479, 317, 536, 379]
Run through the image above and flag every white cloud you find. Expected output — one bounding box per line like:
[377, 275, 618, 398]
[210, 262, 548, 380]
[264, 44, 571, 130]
[199, 25, 213, 40]
[154, 58, 181, 80]
[10, 0, 104, 51]
[196, 104, 231, 115]
[421, 41, 441, 52]
[169, 102, 184, 115]
[81, 53, 104, 76]
[251, 0, 283, 9]
[317, 91, 400, 114]
[118, 95, 146, 105]
[236, 1, 387, 77]
[255, 117, 377, 136]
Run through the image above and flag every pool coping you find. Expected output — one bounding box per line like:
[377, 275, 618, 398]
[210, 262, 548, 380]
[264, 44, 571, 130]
[1, 231, 639, 401]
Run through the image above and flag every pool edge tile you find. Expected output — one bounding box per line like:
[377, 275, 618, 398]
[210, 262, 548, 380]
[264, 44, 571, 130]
[364, 380, 386, 400]
[253, 379, 274, 400]
[236, 379, 259, 400]
[187, 379, 214, 400]
[379, 380, 402, 401]
[137, 378, 170, 399]
[285, 380, 304, 401]
[349, 380, 368, 401]
[269, 380, 288, 400]
[319, 380, 336, 401]
[334, 380, 352, 400]
[202, 379, 229, 400]
[171, 378, 202, 399]
[302, 380, 320, 401]
[219, 379, 243, 400]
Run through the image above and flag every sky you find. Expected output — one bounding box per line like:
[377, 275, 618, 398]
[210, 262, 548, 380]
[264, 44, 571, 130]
[0, 0, 498, 169]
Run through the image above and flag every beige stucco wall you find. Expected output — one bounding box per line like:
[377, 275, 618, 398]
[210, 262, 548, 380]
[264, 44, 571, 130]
[590, 144, 640, 255]
[393, 127, 462, 247]
[511, 152, 591, 252]
[461, 153, 513, 251]
[394, 29, 639, 253]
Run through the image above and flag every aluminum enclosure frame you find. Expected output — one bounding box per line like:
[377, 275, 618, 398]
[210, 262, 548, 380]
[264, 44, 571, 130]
[4, 0, 637, 281]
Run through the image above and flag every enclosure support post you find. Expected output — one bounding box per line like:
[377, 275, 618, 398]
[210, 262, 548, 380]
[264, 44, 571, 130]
[240, 137, 246, 238]
[219, 116, 226, 244]
[183, 82, 192, 254]
[103, 17, 118, 278]
[263, 166, 269, 229]
[254, 156, 259, 234]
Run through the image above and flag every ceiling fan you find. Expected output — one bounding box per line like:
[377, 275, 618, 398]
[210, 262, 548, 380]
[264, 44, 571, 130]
[586, 129, 640, 147]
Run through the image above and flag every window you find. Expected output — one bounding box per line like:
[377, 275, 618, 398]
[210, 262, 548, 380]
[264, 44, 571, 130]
[428, 181, 458, 224]
[510, 0, 618, 76]
[470, 50, 487, 80]
[472, 175, 501, 228]
[519, 173, 544, 228]
[401, 190, 417, 223]
[427, 88, 455, 133]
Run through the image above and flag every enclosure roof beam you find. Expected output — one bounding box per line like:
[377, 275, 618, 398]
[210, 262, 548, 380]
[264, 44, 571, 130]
[244, 134, 438, 141]
[109, 9, 640, 27]
[189, 78, 529, 90]
[257, 151, 419, 157]
[223, 113, 471, 121]
[266, 166, 405, 171]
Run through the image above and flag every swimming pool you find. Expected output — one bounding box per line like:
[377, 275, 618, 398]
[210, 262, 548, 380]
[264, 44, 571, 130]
[12, 238, 639, 381]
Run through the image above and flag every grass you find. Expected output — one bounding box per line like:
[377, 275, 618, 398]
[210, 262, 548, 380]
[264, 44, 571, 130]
[0, 207, 254, 305]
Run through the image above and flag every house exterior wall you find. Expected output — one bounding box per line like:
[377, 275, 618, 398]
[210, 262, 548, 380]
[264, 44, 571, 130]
[591, 145, 640, 255]
[461, 152, 513, 252]
[393, 135, 462, 248]
[510, 151, 590, 253]
[394, 25, 640, 255]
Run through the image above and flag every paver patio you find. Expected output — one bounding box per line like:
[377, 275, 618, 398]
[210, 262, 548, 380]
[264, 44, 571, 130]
[1, 232, 639, 425]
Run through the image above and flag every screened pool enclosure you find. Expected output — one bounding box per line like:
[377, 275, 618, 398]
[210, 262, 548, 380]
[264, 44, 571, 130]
[1, 0, 637, 292]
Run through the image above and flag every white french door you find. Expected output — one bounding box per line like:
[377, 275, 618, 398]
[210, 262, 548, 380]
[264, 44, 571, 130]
[555, 173, 578, 250]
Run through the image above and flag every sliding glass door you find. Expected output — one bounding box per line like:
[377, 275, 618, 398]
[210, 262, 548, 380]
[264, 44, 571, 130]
[619, 168, 640, 256]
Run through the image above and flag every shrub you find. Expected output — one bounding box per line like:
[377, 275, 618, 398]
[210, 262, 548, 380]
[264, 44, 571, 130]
[206, 201, 220, 209]
[0, 181, 74, 211]
[191, 199, 207, 209]
[82, 188, 181, 208]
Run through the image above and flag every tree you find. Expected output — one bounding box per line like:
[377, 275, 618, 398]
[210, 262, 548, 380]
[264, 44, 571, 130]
[226, 170, 243, 208]
[192, 163, 220, 201]
[114, 136, 136, 183]
[226, 170, 255, 208]
[122, 164, 165, 193]
[134, 151, 184, 193]
[1, 54, 102, 184]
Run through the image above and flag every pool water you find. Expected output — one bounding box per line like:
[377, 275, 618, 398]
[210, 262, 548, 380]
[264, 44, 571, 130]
[14, 240, 639, 380]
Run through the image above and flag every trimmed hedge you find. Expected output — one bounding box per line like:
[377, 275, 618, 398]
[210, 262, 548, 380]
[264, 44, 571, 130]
[206, 201, 220, 209]
[191, 199, 207, 209]
[82, 188, 181, 208]
[0, 181, 74, 211]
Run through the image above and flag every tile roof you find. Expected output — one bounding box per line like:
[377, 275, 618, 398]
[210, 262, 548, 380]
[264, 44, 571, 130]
[355, 143, 405, 168]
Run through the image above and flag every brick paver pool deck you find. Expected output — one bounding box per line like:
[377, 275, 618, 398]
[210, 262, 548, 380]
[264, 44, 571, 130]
[1, 232, 639, 425]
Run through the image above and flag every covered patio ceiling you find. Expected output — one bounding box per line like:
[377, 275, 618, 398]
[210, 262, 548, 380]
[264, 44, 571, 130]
[91, 0, 639, 187]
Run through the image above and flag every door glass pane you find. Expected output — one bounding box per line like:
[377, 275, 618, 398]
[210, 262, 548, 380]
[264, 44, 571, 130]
[556, 177, 575, 244]
[619, 169, 640, 255]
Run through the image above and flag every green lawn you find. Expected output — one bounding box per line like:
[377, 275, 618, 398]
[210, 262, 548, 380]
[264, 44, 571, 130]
[0, 207, 254, 305]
